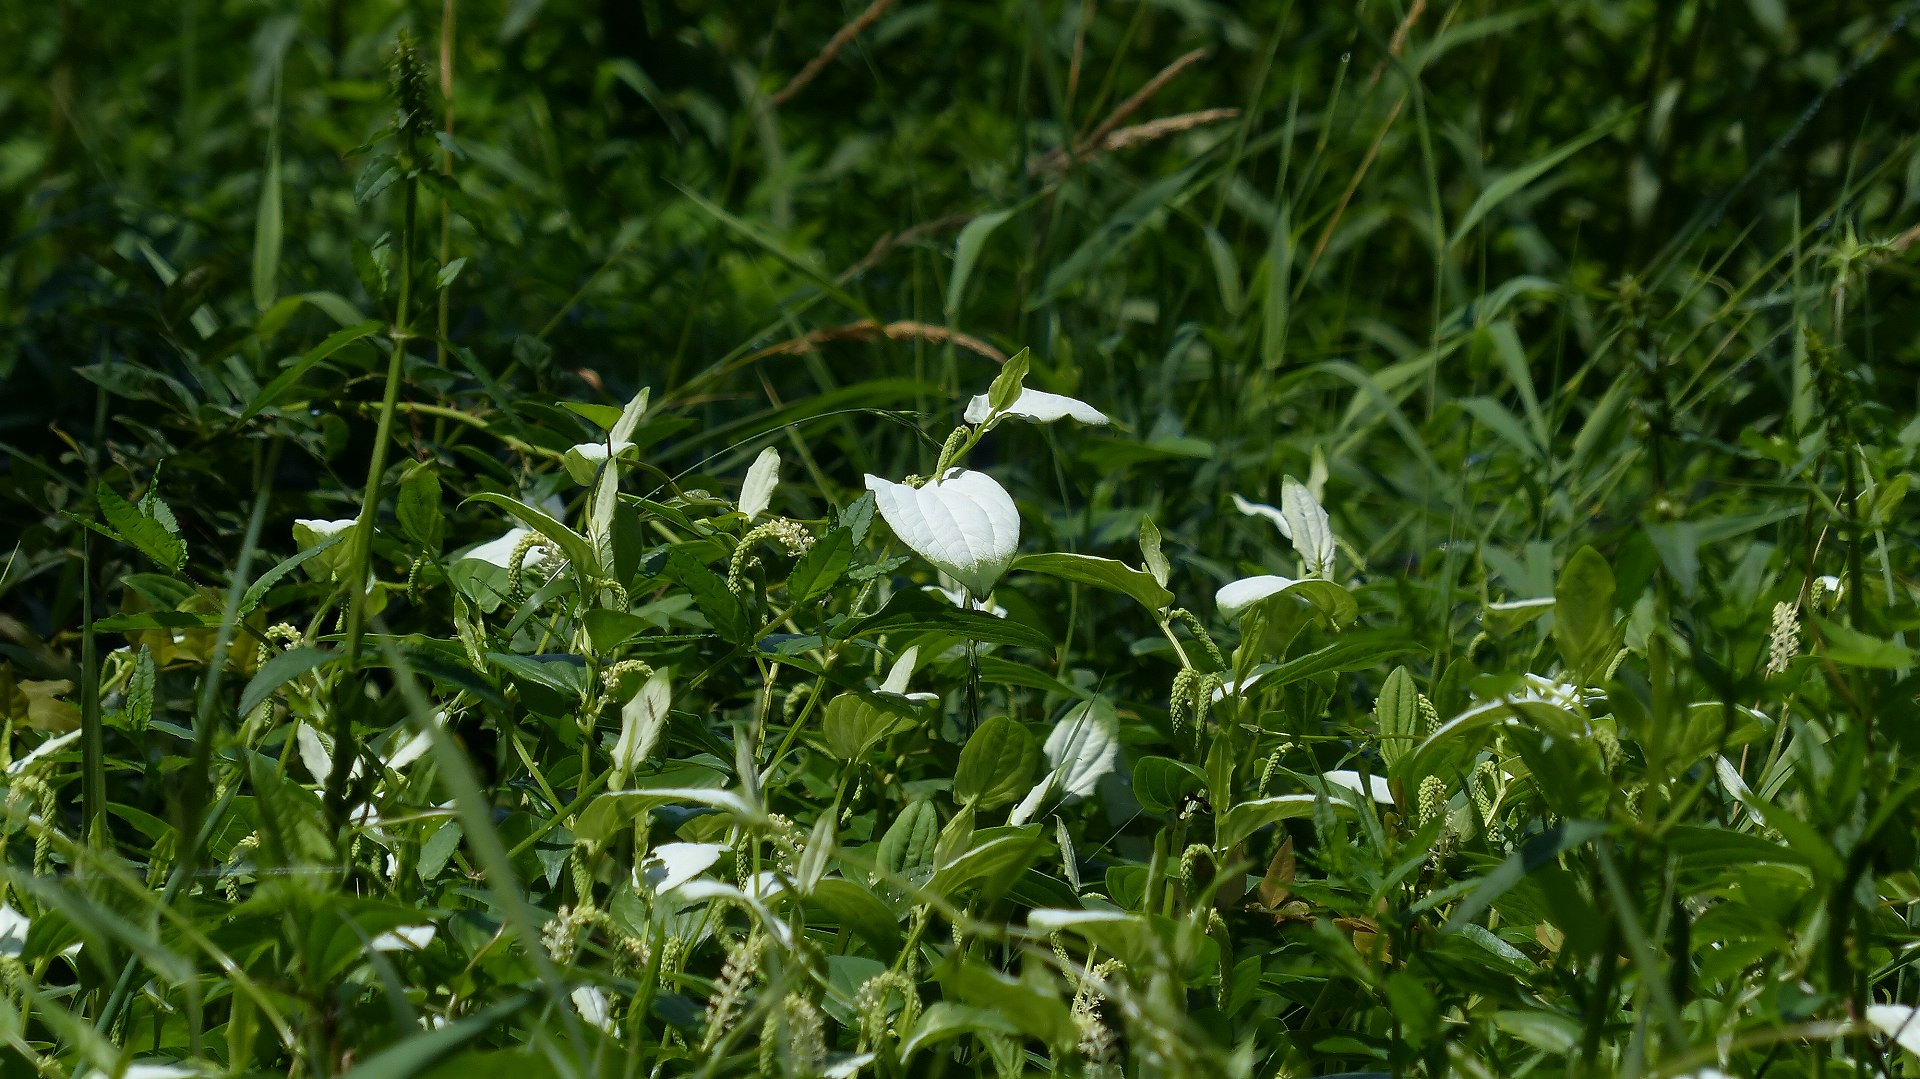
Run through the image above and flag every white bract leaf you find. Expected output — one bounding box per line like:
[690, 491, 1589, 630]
[612, 669, 672, 781]
[563, 440, 636, 486]
[383, 710, 448, 772]
[739, 446, 780, 519]
[460, 528, 550, 569]
[1005, 778, 1052, 826]
[292, 518, 358, 580]
[571, 985, 616, 1034]
[121, 1065, 203, 1079]
[923, 583, 1007, 618]
[8, 730, 80, 775]
[880, 646, 919, 695]
[864, 469, 1019, 598]
[1279, 477, 1335, 578]
[1215, 574, 1297, 619]
[1869, 1004, 1920, 1056]
[637, 841, 729, 895]
[1231, 494, 1288, 534]
[296, 722, 362, 785]
[964, 387, 1110, 428]
[1233, 479, 1335, 579]
[1044, 700, 1119, 799]
[369, 924, 436, 952]
[293, 518, 356, 543]
[1320, 770, 1394, 806]
[0, 902, 29, 957]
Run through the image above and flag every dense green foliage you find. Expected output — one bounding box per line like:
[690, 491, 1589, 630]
[4, 1, 1920, 1076]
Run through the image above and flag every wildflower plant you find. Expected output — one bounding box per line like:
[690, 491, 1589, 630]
[3, 5, 1920, 1079]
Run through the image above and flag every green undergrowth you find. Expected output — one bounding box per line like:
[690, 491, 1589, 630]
[2, 3, 1920, 1078]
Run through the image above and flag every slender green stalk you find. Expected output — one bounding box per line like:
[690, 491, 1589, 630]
[343, 177, 417, 667]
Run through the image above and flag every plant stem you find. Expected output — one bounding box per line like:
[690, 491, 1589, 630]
[344, 178, 418, 666]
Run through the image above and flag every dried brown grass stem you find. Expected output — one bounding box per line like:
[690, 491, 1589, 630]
[768, 0, 898, 109]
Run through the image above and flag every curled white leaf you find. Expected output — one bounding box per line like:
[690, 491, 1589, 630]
[1233, 479, 1335, 579]
[382, 710, 448, 772]
[563, 440, 636, 486]
[572, 985, 616, 1034]
[923, 583, 1007, 618]
[612, 669, 672, 782]
[739, 447, 780, 519]
[637, 841, 729, 895]
[1320, 770, 1394, 806]
[1215, 574, 1297, 619]
[460, 528, 551, 569]
[296, 722, 362, 785]
[864, 469, 1019, 598]
[369, 924, 436, 952]
[0, 903, 29, 957]
[964, 387, 1109, 428]
[8, 730, 80, 775]
[1869, 1004, 1920, 1056]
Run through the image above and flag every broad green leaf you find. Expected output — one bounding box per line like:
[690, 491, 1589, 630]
[877, 800, 940, 878]
[1553, 546, 1616, 678]
[241, 532, 348, 614]
[1013, 552, 1174, 612]
[1449, 112, 1622, 247]
[787, 527, 851, 603]
[397, 466, 445, 552]
[94, 484, 186, 574]
[239, 647, 340, 718]
[954, 717, 1039, 809]
[1375, 666, 1418, 770]
[1814, 619, 1916, 669]
[664, 548, 749, 645]
[252, 120, 282, 311]
[835, 587, 1052, 652]
[242, 320, 385, 420]
[821, 693, 915, 760]
[1132, 756, 1205, 815]
[945, 207, 1017, 321]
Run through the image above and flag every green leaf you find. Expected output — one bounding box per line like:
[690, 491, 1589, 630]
[1449, 112, 1623, 247]
[1438, 820, 1610, 930]
[787, 527, 851, 603]
[1132, 756, 1205, 815]
[240, 532, 347, 615]
[397, 466, 445, 552]
[1250, 634, 1417, 694]
[835, 588, 1052, 652]
[1138, 517, 1171, 588]
[435, 256, 468, 290]
[953, 717, 1039, 809]
[876, 799, 940, 878]
[242, 320, 385, 420]
[822, 693, 916, 760]
[126, 646, 155, 732]
[1814, 619, 1916, 669]
[461, 492, 599, 573]
[1553, 546, 1617, 679]
[806, 878, 902, 952]
[252, 121, 282, 311]
[1012, 552, 1174, 612]
[1374, 666, 1419, 770]
[95, 483, 186, 574]
[339, 996, 530, 1079]
[664, 548, 749, 645]
[239, 647, 340, 717]
[945, 207, 1018, 321]
[986, 347, 1030, 414]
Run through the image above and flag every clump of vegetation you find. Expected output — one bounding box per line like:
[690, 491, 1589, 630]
[2, 2, 1919, 1077]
